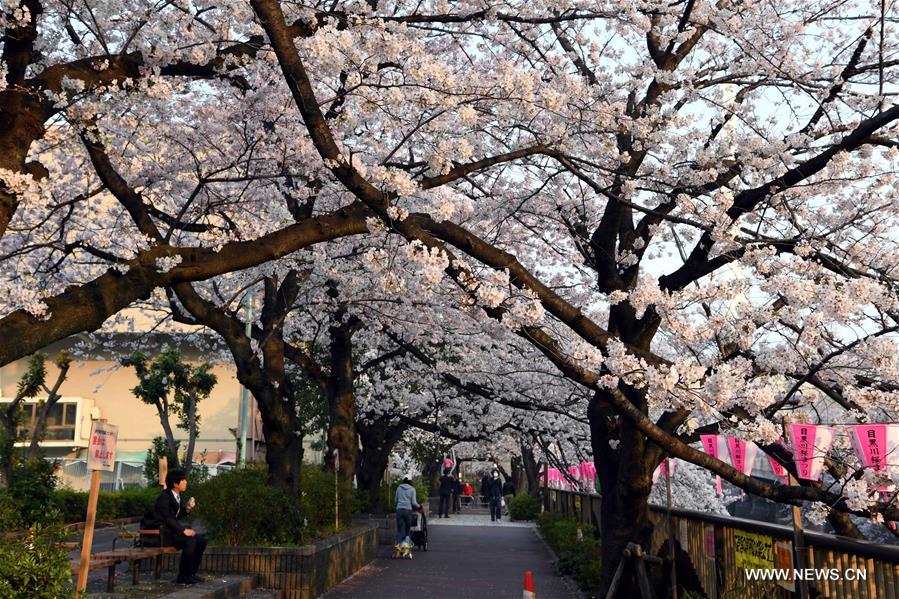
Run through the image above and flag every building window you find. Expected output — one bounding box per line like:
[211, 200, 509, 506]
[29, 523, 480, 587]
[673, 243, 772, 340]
[17, 402, 78, 442]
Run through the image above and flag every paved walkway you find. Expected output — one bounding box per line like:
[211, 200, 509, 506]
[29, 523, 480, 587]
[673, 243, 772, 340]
[323, 518, 581, 599]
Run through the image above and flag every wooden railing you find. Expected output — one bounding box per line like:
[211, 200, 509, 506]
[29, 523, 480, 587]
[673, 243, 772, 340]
[545, 488, 899, 599]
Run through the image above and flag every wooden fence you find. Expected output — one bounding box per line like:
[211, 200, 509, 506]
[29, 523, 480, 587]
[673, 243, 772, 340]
[546, 489, 899, 599]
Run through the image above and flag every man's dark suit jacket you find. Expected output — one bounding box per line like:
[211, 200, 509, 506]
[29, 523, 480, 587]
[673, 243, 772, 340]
[152, 489, 188, 546]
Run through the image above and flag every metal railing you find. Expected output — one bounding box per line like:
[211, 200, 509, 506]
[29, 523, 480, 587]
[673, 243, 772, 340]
[54, 458, 146, 491]
[546, 488, 899, 598]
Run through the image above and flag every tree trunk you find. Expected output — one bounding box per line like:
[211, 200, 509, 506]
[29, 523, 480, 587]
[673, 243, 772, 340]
[183, 394, 197, 475]
[155, 402, 181, 469]
[591, 387, 657, 596]
[27, 401, 53, 459]
[521, 441, 540, 495]
[356, 418, 406, 512]
[325, 318, 358, 492]
[251, 384, 301, 489]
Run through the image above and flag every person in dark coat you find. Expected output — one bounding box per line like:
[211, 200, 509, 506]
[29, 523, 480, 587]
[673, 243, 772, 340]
[485, 470, 504, 522]
[152, 470, 207, 584]
[502, 479, 515, 516]
[480, 472, 490, 507]
[438, 472, 455, 518]
[451, 476, 462, 513]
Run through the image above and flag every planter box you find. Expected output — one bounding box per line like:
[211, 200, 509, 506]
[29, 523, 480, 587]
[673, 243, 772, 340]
[159, 524, 378, 599]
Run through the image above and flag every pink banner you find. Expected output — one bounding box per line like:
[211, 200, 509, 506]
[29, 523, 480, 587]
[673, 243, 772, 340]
[765, 440, 788, 482]
[727, 437, 759, 475]
[848, 424, 889, 472]
[789, 423, 835, 481]
[653, 459, 677, 484]
[578, 461, 596, 483]
[701, 434, 725, 495]
[766, 454, 787, 480]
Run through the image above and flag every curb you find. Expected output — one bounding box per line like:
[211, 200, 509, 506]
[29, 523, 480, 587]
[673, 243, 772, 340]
[159, 575, 256, 599]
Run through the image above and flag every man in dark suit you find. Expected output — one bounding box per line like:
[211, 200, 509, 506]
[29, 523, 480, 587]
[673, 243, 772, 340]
[153, 470, 207, 584]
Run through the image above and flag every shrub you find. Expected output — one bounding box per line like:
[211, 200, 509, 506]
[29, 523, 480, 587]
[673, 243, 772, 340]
[9, 458, 58, 526]
[509, 493, 541, 521]
[193, 466, 302, 546]
[300, 464, 358, 532]
[0, 520, 73, 598]
[0, 493, 22, 533]
[537, 512, 602, 593]
[52, 486, 159, 523]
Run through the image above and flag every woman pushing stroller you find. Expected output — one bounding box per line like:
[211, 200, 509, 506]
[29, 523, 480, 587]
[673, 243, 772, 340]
[394, 475, 420, 558]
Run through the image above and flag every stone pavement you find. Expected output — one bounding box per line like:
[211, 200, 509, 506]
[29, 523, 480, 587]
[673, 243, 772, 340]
[323, 520, 581, 599]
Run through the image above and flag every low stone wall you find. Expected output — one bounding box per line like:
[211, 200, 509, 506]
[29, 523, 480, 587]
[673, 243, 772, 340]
[352, 514, 395, 545]
[159, 523, 378, 599]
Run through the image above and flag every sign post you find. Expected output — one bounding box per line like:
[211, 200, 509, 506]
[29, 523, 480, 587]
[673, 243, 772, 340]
[76, 419, 118, 597]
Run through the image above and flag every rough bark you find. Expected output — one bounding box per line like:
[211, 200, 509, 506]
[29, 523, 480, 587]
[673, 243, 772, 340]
[521, 441, 541, 495]
[324, 313, 360, 492]
[155, 400, 181, 470]
[183, 394, 198, 476]
[356, 417, 406, 512]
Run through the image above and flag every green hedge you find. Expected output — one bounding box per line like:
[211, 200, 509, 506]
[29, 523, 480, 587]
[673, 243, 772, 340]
[537, 512, 602, 593]
[508, 493, 541, 521]
[192, 466, 305, 546]
[52, 487, 158, 523]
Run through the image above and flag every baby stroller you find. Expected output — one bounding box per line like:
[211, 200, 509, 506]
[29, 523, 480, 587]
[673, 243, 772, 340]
[410, 506, 428, 551]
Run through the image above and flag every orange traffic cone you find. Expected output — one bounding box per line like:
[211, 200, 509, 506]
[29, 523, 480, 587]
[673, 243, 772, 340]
[523, 571, 536, 599]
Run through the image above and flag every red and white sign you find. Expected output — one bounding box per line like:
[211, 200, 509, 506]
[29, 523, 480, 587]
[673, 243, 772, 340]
[87, 421, 118, 472]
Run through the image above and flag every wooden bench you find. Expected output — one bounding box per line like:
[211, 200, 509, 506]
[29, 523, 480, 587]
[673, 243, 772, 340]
[70, 530, 179, 592]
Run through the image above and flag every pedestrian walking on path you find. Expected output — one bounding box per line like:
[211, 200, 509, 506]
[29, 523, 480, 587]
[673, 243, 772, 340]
[484, 470, 504, 522]
[451, 476, 462, 514]
[502, 478, 515, 517]
[438, 471, 454, 518]
[394, 474, 420, 551]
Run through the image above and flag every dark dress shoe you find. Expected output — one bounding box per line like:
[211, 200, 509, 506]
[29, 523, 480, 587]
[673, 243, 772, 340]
[176, 577, 196, 584]
[189, 575, 205, 583]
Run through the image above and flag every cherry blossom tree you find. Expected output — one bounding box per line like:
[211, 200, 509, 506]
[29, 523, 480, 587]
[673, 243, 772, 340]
[4, 1, 899, 592]
[247, 0, 899, 591]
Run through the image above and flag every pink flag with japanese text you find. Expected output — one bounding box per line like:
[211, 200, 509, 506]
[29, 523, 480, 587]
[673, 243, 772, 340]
[789, 423, 835, 481]
[700, 434, 725, 495]
[727, 437, 759, 475]
[652, 459, 677, 484]
[848, 424, 889, 472]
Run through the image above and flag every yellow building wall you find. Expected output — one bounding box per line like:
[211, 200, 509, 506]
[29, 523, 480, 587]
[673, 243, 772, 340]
[0, 351, 244, 458]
